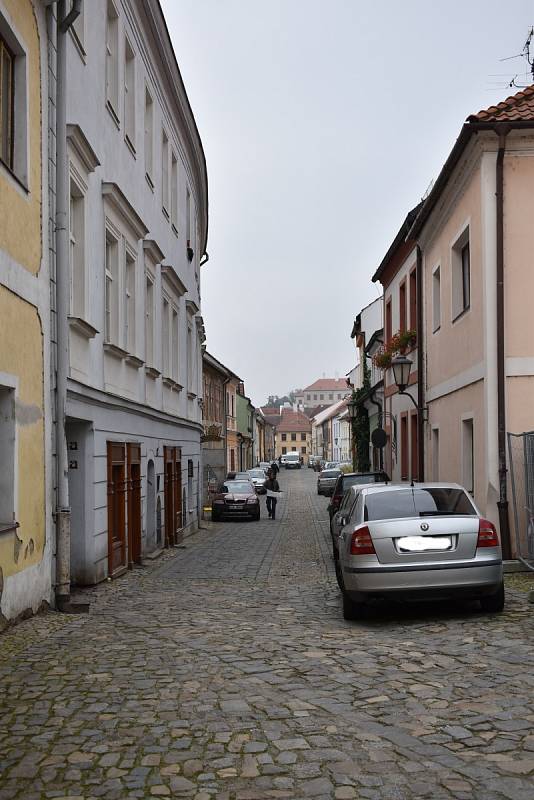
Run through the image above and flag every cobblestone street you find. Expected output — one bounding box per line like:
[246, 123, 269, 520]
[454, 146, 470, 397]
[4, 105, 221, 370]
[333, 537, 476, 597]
[1, 469, 534, 800]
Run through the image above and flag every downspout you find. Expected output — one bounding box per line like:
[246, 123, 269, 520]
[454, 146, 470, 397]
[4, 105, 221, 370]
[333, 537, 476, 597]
[495, 126, 512, 559]
[52, 0, 85, 612]
[416, 245, 425, 481]
[199, 252, 209, 268]
[368, 388, 383, 471]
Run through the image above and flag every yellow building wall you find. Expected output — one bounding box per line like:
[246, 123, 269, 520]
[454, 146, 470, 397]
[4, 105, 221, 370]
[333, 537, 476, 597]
[0, 0, 42, 275]
[275, 432, 312, 462]
[0, 287, 45, 578]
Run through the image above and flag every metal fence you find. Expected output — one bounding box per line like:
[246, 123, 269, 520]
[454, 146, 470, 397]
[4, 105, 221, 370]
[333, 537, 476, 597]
[507, 431, 534, 570]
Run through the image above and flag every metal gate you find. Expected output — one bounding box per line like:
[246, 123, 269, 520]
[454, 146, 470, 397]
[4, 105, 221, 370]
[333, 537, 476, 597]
[507, 431, 534, 570]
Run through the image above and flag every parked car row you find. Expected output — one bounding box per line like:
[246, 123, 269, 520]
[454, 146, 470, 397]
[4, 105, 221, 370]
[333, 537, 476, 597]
[212, 462, 280, 522]
[321, 478, 505, 620]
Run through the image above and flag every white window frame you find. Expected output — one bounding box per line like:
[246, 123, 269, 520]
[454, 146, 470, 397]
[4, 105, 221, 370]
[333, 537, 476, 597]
[144, 84, 154, 187]
[104, 223, 120, 345]
[124, 34, 135, 152]
[171, 150, 178, 234]
[451, 223, 471, 322]
[432, 264, 441, 333]
[69, 173, 86, 318]
[145, 270, 154, 368]
[124, 242, 136, 354]
[0, 12, 29, 187]
[172, 305, 179, 381]
[161, 128, 169, 218]
[461, 415, 474, 495]
[105, 0, 119, 124]
[69, 0, 86, 60]
[0, 376, 18, 527]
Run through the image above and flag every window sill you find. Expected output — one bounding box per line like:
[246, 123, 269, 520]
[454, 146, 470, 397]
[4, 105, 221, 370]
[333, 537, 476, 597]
[106, 100, 120, 130]
[171, 223, 179, 238]
[162, 206, 170, 222]
[0, 521, 19, 536]
[125, 354, 144, 368]
[145, 172, 154, 192]
[145, 365, 161, 379]
[68, 27, 86, 63]
[162, 377, 183, 391]
[0, 157, 29, 194]
[68, 316, 98, 339]
[452, 306, 471, 325]
[187, 391, 197, 400]
[125, 135, 136, 158]
[432, 325, 441, 334]
[103, 342, 128, 360]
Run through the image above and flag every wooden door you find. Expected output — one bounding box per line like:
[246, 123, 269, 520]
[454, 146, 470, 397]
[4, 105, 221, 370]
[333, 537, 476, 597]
[174, 448, 182, 536]
[127, 443, 142, 566]
[107, 442, 127, 576]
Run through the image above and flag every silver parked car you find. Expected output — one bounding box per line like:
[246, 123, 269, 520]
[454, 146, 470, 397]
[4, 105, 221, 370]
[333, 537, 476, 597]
[317, 468, 341, 496]
[334, 483, 504, 619]
[248, 468, 267, 494]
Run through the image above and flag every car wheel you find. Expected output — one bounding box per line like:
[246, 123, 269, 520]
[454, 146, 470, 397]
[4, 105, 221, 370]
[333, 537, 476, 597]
[342, 590, 364, 621]
[479, 582, 505, 613]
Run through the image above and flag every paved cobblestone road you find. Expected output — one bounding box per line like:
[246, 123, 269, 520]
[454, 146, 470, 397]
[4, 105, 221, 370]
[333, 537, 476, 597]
[1, 469, 534, 800]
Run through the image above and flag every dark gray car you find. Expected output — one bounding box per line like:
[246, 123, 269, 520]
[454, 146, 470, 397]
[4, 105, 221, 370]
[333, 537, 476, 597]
[317, 469, 341, 496]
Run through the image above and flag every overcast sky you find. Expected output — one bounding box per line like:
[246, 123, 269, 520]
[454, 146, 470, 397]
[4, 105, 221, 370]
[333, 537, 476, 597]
[162, 0, 533, 406]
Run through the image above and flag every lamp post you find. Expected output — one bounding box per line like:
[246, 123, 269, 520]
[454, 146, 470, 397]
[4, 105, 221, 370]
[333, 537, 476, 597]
[346, 395, 358, 472]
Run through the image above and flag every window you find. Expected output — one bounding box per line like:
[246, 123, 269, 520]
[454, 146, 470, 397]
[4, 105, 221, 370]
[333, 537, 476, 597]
[0, 35, 14, 170]
[0, 385, 16, 526]
[432, 266, 441, 332]
[171, 151, 178, 232]
[385, 297, 392, 343]
[145, 274, 154, 366]
[329, 393, 333, 401]
[399, 280, 407, 332]
[187, 325, 193, 390]
[172, 308, 179, 381]
[144, 87, 153, 184]
[186, 186, 191, 244]
[410, 411, 418, 481]
[432, 427, 439, 481]
[313, 394, 317, 400]
[281, 433, 287, 441]
[105, 0, 119, 120]
[282, 447, 287, 455]
[161, 130, 169, 216]
[409, 268, 417, 331]
[0, 20, 28, 184]
[69, 179, 85, 317]
[400, 414, 408, 480]
[124, 36, 135, 150]
[452, 226, 470, 320]
[71, 1, 85, 55]
[105, 231, 119, 344]
[162, 298, 170, 376]
[290, 433, 296, 441]
[301, 433, 306, 441]
[301, 446, 306, 455]
[124, 249, 136, 353]
[462, 417, 474, 494]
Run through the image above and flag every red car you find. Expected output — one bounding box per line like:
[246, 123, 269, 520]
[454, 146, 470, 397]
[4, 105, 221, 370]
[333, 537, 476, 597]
[211, 480, 260, 521]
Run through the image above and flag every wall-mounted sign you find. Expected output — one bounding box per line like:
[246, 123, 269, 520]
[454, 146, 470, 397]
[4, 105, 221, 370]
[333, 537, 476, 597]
[201, 424, 222, 442]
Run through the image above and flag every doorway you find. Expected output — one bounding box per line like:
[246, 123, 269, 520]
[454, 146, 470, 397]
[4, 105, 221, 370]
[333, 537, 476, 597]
[146, 458, 156, 552]
[127, 443, 142, 566]
[107, 442, 127, 576]
[164, 446, 182, 546]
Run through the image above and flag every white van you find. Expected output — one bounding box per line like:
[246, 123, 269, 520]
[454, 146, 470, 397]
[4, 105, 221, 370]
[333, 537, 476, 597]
[283, 452, 302, 469]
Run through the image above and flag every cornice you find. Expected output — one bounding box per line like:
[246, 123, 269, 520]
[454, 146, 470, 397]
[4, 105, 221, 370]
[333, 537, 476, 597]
[102, 182, 149, 239]
[161, 265, 187, 296]
[143, 238, 165, 264]
[67, 124, 100, 172]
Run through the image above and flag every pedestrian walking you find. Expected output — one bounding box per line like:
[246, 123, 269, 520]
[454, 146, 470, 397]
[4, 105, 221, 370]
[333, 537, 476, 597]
[278, 455, 282, 466]
[265, 470, 280, 519]
[271, 460, 279, 476]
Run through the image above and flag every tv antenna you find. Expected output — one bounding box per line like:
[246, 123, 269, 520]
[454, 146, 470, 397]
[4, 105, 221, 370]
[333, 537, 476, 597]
[499, 27, 534, 89]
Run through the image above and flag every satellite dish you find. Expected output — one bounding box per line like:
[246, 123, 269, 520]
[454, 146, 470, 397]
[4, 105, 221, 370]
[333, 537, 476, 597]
[371, 427, 387, 449]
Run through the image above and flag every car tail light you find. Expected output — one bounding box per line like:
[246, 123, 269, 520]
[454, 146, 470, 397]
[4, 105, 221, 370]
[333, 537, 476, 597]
[477, 518, 499, 548]
[350, 525, 376, 555]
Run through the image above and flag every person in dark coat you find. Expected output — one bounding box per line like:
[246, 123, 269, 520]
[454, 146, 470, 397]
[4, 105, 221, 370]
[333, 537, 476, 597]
[265, 470, 280, 519]
[271, 460, 279, 475]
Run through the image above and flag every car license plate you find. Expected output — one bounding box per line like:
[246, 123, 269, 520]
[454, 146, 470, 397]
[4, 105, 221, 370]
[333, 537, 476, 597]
[229, 504, 241, 510]
[397, 536, 452, 552]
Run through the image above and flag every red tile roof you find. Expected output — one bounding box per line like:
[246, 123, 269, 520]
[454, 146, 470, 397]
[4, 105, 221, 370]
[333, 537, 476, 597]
[276, 409, 311, 433]
[303, 378, 350, 392]
[468, 84, 534, 122]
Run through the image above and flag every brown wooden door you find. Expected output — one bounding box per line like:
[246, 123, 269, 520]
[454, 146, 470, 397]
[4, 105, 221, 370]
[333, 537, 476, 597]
[107, 442, 127, 576]
[174, 449, 182, 536]
[127, 443, 142, 566]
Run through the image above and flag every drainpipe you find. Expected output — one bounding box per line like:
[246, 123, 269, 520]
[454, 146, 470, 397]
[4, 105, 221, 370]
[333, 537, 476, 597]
[416, 245, 425, 481]
[50, 0, 86, 612]
[495, 126, 512, 559]
[368, 388, 383, 471]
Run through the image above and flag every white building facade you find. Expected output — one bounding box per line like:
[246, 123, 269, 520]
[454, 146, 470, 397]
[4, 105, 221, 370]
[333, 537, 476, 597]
[64, 1, 208, 583]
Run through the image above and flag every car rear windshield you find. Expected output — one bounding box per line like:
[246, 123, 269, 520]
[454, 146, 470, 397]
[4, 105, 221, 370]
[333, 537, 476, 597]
[364, 487, 476, 521]
[248, 470, 265, 478]
[286, 455, 299, 460]
[223, 482, 252, 493]
[321, 470, 341, 478]
[343, 474, 385, 491]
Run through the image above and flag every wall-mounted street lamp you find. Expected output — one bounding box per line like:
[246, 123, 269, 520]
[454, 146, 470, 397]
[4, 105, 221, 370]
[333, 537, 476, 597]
[391, 355, 427, 420]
